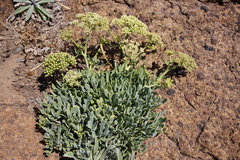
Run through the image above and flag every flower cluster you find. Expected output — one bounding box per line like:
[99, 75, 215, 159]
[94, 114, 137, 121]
[59, 27, 73, 41]
[174, 52, 198, 72]
[63, 70, 82, 87]
[43, 52, 77, 77]
[112, 15, 148, 36]
[146, 32, 163, 49]
[163, 78, 174, 88]
[72, 12, 110, 34]
[121, 39, 144, 63]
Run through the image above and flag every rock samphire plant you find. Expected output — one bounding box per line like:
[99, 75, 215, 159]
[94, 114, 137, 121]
[39, 13, 197, 160]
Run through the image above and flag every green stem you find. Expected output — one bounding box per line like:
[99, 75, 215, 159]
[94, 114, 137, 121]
[108, 30, 117, 41]
[70, 38, 79, 48]
[83, 34, 91, 69]
[158, 66, 170, 81]
[157, 64, 177, 81]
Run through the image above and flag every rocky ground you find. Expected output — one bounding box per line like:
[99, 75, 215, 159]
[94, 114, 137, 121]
[0, 0, 239, 159]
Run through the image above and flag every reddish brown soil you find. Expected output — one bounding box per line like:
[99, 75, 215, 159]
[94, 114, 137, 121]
[0, 0, 239, 160]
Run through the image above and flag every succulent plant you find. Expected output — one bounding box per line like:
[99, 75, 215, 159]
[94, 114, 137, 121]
[13, 0, 54, 21]
[39, 63, 167, 159]
[39, 13, 198, 159]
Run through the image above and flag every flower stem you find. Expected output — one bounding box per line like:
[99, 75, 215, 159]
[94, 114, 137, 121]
[83, 34, 90, 69]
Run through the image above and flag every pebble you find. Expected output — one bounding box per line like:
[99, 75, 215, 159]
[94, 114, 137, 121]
[149, 140, 155, 146]
[237, 108, 240, 112]
[204, 45, 215, 51]
[32, 153, 37, 157]
[27, 105, 35, 112]
[200, 120, 207, 124]
[0, 7, 5, 12]
[196, 72, 206, 81]
[179, 36, 185, 41]
[16, 58, 24, 63]
[178, 121, 184, 128]
[197, 124, 202, 130]
[167, 89, 176, 95]
[211, 38, 217, 45]
[12, 45, 23, 54]
[200, 6, 209, 12]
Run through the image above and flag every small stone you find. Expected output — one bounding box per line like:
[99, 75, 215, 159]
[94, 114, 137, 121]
[179, 36, 185, 41]
[8, 118, 15, 124]
[197, 124, 202, 130]
[83, 7, 88, 12]
[149, 140, 155, 146]
[200, 6, 209, 12]
[167, 89, 176, 95]
[16, 58, 24, 63]
[27, 105, 34, 112]
[197, 72, 206, 81]
[189, 140, 194, 146]
[184, 93, 192, 103]
[211, 38, 217, 45]
[13, 113, 19, 119]
[0, 7, 5, 12]
[32, 153, 37, 157]
[200, 120, 206, 124]
[237, 108, 240, 112]
[178, 121, 184, 128]
[204, 45, 215, 51]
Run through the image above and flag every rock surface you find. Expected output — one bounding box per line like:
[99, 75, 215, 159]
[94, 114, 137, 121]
[0, 0, 239, 159]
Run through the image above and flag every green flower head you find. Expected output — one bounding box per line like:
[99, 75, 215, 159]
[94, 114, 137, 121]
[43, 52, 77, 77]
[174, 52, 197, 72]
[111, 15, 148, 36]
[63, 70, 82, 87]
[146, 32, 163, 49]
[72, 12, 110, 34]
[59, 27, 73, 41]
[121, 39, 144, 63]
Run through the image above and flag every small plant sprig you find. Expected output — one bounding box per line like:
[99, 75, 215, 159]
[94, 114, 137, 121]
[111, 15, 163, 49]
[13, 0, 54, 21]
[154, 50, 197, 87]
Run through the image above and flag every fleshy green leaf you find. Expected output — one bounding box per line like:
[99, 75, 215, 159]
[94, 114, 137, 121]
[116, 148, 123, 160]
[37, 9, 47, 21]
[94, 149, 105, 160]
[25, 5, 34, 21]
[38, 0, 55, 4]
[13, 0, 31, 3]
[14, 5, 31, 15]
[35, 4, 53, 18]
[93, 137, 99, 154]
[63, 152, 77, 160]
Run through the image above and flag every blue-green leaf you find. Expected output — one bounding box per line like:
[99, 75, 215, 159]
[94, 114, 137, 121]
[116, 148, 123, 160]
[25, 5, 34, 21]
[38, 0, 55, 4]
[13, 0, 31, 3]
[87, 112, 94, 129]
[14, 5, 31, 15]
[35, 4, 53, 18]
[63, 152, 77, 160]
[93, 137, 99, 154]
